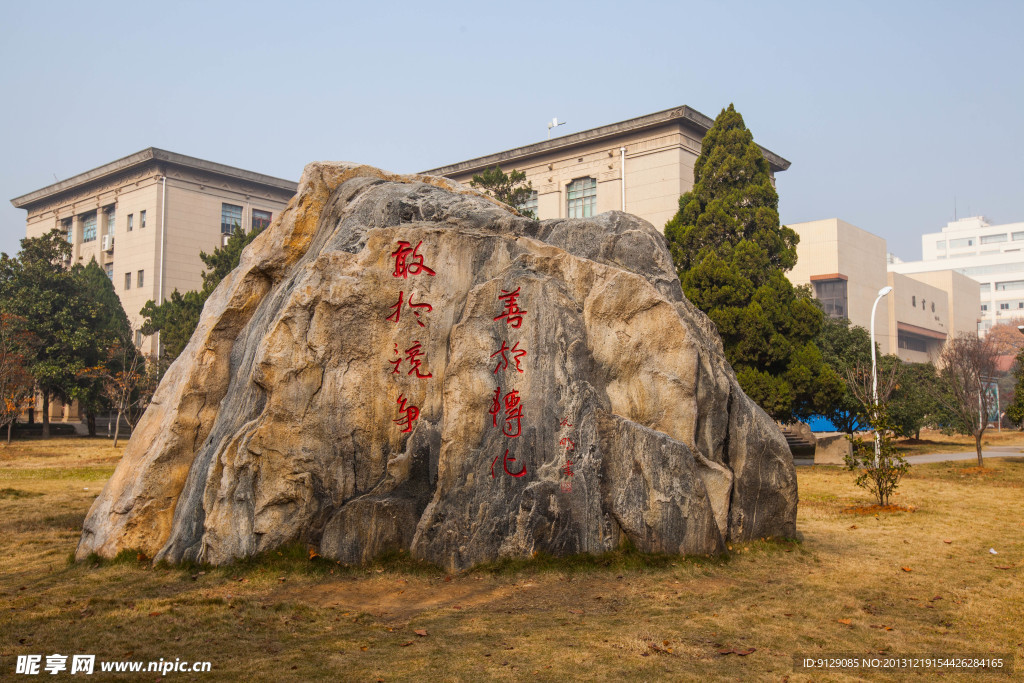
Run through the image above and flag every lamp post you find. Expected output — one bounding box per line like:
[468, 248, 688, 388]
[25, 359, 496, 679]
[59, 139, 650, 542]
[870, 285, 894, 467]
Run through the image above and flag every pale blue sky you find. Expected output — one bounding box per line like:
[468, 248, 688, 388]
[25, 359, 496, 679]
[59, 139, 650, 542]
[1, 0, 1021, 261]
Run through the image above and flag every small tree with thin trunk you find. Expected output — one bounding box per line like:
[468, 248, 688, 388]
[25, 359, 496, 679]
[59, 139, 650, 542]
[80, 338, 147, 447]
[0, 313, 38, 443]
[933, 334, 998, 467]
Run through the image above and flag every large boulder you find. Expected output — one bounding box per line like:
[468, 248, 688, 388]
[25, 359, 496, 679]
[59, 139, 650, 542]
[77, 163, 797, 571]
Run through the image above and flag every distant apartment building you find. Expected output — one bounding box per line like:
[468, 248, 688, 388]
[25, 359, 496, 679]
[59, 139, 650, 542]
[423, 105, 791, 232]
[11, 148, 298, 358]
[787, 218, 979, 362]
[888, 216, 1024, 335]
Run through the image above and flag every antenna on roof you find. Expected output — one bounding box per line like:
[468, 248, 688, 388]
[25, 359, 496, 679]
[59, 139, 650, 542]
[547, 117, 566, 140]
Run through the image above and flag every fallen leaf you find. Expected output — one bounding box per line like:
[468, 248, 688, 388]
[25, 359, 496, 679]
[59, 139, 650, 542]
[930, 596, 943, 602]
[837, 618, 852, 625]
[901, 567, 913, 572]
[736, 648, 756, 656]
[360, 646, 368, 651]
[995, 566, 1013, 570]
[848, 525, 858, 530]
[148, 611, 162, 617]
[943, 539, 953, 544]
[568, 609, 583, 615]
[414, 629, 428, 637]
[444, 575, 452, 583]
[400, 641, 413, 647]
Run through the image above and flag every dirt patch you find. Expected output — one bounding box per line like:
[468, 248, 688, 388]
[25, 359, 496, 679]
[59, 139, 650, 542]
[842, 504, 916, 515]
[280, 577, 519, 623]
[958, 467, 995, 476]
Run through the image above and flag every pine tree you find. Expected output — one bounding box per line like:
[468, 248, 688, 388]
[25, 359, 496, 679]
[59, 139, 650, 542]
[469, 166, 535, 218]
[665, 104, 843, 422]
[74, 259, 135, 436]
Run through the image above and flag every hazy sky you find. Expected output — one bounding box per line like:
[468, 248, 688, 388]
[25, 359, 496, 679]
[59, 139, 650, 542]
[1, 0, 1021, 261]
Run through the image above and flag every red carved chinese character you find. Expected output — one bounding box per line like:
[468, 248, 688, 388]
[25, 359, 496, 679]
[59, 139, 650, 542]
[402, 341, 432, 378]
[489, 387, 501, 427]
[560, 436, 576, 451]
[491, 448, 527, 479]
[494, 287, 527, 328]
[490, 340, 526, 374]
[502, 389, 523, 438]
[386, 291, 433, 327]
[559, 417, 573, 428]
[407, 293, 432, 327]
[386, 291, 404, 323]
[391, 240, 436, 279]
[393, 394, 419, 433]
[389, 343, 402, 374]
[563, 460, 574, 478]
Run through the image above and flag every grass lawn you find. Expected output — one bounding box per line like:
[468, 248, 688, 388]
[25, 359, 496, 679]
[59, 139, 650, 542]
[1, 437, 1021, 681]
[894, 427, 1024, 456]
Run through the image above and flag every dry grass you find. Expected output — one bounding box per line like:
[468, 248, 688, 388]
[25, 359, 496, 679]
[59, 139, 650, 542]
[895, 427, 1024, 455]
[1, 437, 1022, 681]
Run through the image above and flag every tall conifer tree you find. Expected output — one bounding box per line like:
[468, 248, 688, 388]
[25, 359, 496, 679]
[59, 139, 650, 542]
[665, 104, 842, 422]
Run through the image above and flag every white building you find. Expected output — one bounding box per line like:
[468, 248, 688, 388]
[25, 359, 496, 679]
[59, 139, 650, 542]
[787, 218, 979, 362]
[890, 216, 1024, 335]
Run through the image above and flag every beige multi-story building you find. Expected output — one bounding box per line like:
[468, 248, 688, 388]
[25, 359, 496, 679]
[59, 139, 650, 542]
[423, 105, 791, 231]
[787, 218, 979, 362]
[11, 148, 298, 359]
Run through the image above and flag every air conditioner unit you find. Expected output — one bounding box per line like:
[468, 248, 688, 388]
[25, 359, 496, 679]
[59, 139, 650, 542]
[102, 235, 114, 252]
[221, 233, 231, 247]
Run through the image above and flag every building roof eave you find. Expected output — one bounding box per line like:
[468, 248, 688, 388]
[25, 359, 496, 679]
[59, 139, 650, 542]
[11, 147, 298, 209]
[421, 104, 792, 177]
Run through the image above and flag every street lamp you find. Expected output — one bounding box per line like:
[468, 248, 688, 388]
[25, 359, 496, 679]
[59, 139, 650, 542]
[871, 285, 894, 467]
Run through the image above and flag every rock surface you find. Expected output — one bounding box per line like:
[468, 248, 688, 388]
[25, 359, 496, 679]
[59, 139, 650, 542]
[77, 163, 798, 571]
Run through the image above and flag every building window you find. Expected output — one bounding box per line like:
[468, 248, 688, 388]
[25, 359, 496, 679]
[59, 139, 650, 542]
[1001, 303, 1010, 310]
[137, 270, 144, 288]
[980, 283, 992, 292]
[949, 237, 974, 248]
[124, 272, 131, 290]
[931, 302, 935, 312]
[898, 332, 929, 353]
[566, 177, 596, 218]
[981, 304, 988, 311]
[105, 207, 115, 234]
[83, 213, 97, 242]
[222, 203, 243, 235]
[140, 210, 147, 228]
[252, 209, 272, 231]
[912, 295, 916, 307]
[981, 233, 1008, 244]
[813, 279, 848, 319]
[105, 264, 113, 280]
[936, 240, 946, 250]
[522, 191, 538, 219]
[1013, 231, 1024, 241]
[127, 214, 134, 232]
[63, 219, 73, 243]
[135, 330, 143, 346]
[996, 280, 1024, 291]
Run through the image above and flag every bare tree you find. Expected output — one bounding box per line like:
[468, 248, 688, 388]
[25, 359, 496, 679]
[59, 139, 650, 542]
[845, 356, 902, 412]
[0, 313, 38, 444]
[80, 338, 149, 447]
[934, 334, 999, 466]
